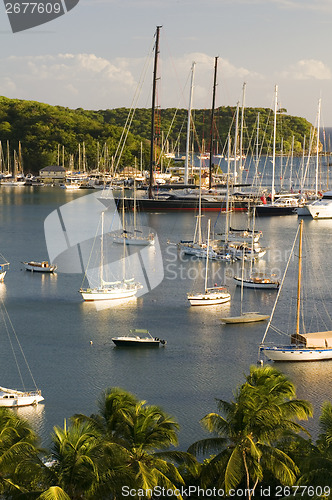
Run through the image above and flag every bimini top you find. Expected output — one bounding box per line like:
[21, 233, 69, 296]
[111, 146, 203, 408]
[292, 331, 332, 348]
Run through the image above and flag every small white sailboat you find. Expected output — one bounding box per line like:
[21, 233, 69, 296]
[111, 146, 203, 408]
[113, 185, 155, 246]
[23, 261, 57, 273]
[112, 329, 166, 347]
[260, 220, 332, 362]
[221, 243, 270, 324]
[188, 220, 231, 306]
[0, 259, 10, 281]
[0, 299, 44, 407]
[233, 208, 279, 289]
[79, 211, 142, 301]
[0, 387, 44, 407]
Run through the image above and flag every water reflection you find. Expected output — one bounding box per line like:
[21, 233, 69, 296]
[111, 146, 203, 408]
[12, 403, 46, 437]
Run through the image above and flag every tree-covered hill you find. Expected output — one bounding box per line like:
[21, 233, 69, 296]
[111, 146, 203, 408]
[0, 96, 314, 174]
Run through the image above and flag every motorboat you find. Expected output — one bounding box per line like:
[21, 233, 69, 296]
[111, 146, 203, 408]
[307, 191, 332, 219]
[23, 261, 57, 273]
[0, 387, 44, 407]
[255, 196, 300, 216]
[112, 329, 166, 347]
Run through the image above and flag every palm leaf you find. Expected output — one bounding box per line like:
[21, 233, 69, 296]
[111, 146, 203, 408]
[37, 486, 71, 500]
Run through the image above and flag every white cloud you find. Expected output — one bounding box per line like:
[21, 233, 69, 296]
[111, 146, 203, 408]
[0, 53, 137, 108]
[280, 59, 332, 80]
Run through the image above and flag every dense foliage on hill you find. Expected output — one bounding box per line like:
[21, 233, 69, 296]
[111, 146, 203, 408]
[0, 96, 314, 174]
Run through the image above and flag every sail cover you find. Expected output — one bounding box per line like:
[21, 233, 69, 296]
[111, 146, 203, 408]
[292, 331, 332, 348]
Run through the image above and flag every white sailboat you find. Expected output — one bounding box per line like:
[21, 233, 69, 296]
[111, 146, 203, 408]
[221, 243, 270, 324]
[255, 86, 301, 216]
[188, 220, 231, 306]
[23, 260, 57, 273]
[0, 257, 9, 281]
[79, 211, 143, 301]
[259, 220, 332, 362]
[233, 208, 279, 289]
[113, 185, 155, 246]
[0, 299, 44, 407]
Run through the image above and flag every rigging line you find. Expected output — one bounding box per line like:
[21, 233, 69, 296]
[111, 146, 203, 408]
[80, 213, 102, 289]
[0, 303, 25, 390]
[259, 222, 301, 351]
[269, 324, 291, 337]
[0, 298, 40, 390]
[111, 38, 155, 177]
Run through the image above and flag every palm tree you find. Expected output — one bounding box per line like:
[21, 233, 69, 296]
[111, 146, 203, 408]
[41, 419, 106, 500]
[73, 388, 197, 499]
[295, 401, 332, 490]
[0, 407, 44, 497]
[188, 365, 313, 499]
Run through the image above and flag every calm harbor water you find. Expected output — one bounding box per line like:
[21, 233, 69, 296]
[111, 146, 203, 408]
[1, 185, 332, 451]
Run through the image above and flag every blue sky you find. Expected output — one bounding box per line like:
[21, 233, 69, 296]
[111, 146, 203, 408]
[0, 0, 332, 126]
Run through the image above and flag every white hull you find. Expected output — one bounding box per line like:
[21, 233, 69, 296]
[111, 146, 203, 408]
[80, 284, 141, 301]
[113, 235, 155, 246]
[24, 262, 56, 273]
[0, 387, 44, 407]
[180, 243, 232, 261]
[308, 205, 332, 219]
[233, 276, 279, 289]
[0, 271, 6, 281]
[188, 290, 231, 306]
[221, 312, 270, 324]
[261, 346, 332, 362]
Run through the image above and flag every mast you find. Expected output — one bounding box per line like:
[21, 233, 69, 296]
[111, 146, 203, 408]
[193, 158, 202, 245]
[100, 212, 104, 285]
[209, 56, 218, 190]
[204, 219, 211, 292]
[271, 85, 278, 203]
[239, 82, 246, 184]
[148, 26, 162, 199]
[315, 97, 321, 199]
[296, 219, 303, 336]
[184, 62, 195, 185]
[233, 102, 239, 181]
[289, 136, 294, 191]
[225, 134, 231, 245]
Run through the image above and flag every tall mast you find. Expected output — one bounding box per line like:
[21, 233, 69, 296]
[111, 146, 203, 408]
[239, 82, 246, 184]
[100, 211, 104, 285]
[271, 85, 278, 203]
[148, 26, 162, 199]
[204, 219, 211, 292]
[296, 219, 303, 336]
[233, 102, 239, 181]
[209, 56, 218, 190]
[315, 97, 321, 198]
[184, 62, 195, 185]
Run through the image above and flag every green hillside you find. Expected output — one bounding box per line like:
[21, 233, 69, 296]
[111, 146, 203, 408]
[0, 96, 314, 174]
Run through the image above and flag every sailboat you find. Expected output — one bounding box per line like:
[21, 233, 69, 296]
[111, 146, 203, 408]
[79, 211, 143, 301]
[259, 220, 332, 362]
[255, 86, 301, 216]
[187, 220, 231, 306]
[113, 185, 155, 246]
[221, 241, 270, 324]
[0, 298, 44, 407]
[0, 256, 10, 281]
[233, 208, 280, 289]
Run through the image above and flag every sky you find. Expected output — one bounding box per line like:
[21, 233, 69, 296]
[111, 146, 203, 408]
[0, 0, 332, 127]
